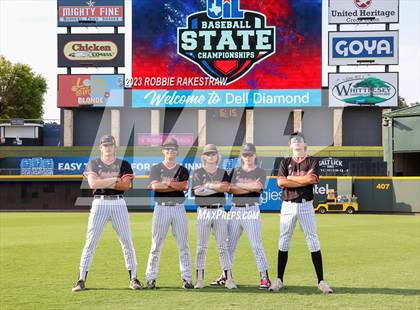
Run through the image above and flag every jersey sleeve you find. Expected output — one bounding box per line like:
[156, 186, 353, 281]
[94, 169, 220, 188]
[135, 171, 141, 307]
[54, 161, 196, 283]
[228, 169, 237, 184]
[256, 168, 267, 190]
[178, 166, 190, 182]
[221, 170, 230, 183]
[83, 160, 98, 178]
[120, 160, 134, 180]
[192, 169, 203, 189]
[149, 164, 161, 186]
[278, 159, 288, 179]
[308, 157, 320, 183]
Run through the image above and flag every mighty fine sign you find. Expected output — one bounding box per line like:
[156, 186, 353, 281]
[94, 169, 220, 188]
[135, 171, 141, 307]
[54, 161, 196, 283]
[328, 0, 399, 24]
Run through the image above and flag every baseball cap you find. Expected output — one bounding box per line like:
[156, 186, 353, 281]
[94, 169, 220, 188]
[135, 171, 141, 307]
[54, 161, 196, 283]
[100, 135, 115, 145]
[240, 143, 256, 155]
[162, 137, 179, 149]
[289, 132, 305, 142]
[202, 144, 218, 155]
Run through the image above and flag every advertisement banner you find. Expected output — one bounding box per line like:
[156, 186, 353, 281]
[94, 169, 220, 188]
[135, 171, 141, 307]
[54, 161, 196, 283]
[329, 72, 398, 107]
[137, 134, 195, 146]
[57, 74, 125, 107]
[329, 31, 398, 65]
[0, 157, 380, 211]
[132, 0, 322, 108]
[58, 34, 125, 67]
[318, 157, 349, 176]
[328, 0, 399, 24]
[58, 0, 124, 27]
[132, 89, 322, 108]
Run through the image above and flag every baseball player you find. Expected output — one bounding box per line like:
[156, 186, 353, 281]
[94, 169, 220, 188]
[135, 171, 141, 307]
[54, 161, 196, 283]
[269, 132, 333, 294]
[192, 144, 237, 289]
[211, 143, 271, 289]
[72, 135, 142, 292]
[145, 138, 193, 289]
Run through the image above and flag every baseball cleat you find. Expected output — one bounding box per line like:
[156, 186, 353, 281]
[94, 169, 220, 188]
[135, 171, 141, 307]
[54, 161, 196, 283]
[146, 279, 156, 289]
[318, 280, 333, 294]
[259, 278, 271, 290]
[182, 279, 194, 289]
[225, 278, 237, 289]
[194, 279, 205, 289]
[269, 278, 284, 292]
[129, 278, 143, 290]
[72, 279, 86, 292]
[210, 274, 226, 287]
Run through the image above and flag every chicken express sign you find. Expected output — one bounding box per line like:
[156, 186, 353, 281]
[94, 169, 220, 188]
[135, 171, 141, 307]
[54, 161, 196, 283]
[58, 34, 125, 67]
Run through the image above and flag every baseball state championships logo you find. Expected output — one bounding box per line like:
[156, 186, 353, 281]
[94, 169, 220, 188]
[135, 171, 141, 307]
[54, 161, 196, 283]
[177, 0, 276, 84]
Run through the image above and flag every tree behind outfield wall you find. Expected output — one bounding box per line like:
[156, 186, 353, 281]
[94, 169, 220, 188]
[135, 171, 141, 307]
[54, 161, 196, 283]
[0, 55, 47, 119]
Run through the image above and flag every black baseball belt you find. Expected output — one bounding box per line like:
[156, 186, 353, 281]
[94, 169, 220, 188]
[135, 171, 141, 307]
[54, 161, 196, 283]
[157, 202, 182, 206]
[231, 203, 259, 208]
[94, 195, 124, 200]
[199, 204, 224, 209]
[284, 198, 313, 203]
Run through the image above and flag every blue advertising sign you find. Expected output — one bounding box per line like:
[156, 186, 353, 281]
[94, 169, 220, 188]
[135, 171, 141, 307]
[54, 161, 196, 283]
[167, 177, 283, 212]
[329, 31, 398, 65]
[1, 156, 344, 212]
[58, 0, 124, 27]
[132, 89, 322, 108]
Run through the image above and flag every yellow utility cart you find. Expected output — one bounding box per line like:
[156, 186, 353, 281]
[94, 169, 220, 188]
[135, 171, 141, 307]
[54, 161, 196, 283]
[314, 189, 359, 214]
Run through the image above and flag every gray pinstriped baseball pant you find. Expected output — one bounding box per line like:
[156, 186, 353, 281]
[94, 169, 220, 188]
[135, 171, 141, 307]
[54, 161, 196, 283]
[228, 205, 269, 272]
[195, 207, 231, 271]
[79, 198, 137, 274]
[145, 204, 192, 281]
[278, 200, 321, 252]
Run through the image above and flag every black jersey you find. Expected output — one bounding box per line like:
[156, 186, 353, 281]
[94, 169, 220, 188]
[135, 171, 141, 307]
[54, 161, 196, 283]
[83, 158, 134, 196]
[192, 167, 230, 206]
[230, 167, 266, 205]
[149, 162, 189, 204]
[278, 156, 319, 201]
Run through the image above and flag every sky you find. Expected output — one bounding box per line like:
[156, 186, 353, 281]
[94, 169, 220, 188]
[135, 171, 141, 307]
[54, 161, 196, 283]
[0, 0, 419, 120]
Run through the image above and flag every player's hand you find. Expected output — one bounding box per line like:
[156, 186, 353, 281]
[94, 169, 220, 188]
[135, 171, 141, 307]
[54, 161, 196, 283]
[204, 183, 214, 190]
[114, 178, 132, 191]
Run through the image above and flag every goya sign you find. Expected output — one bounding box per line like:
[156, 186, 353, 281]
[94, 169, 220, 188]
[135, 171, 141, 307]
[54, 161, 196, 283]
[58, 0, 124, 27]
[58, 34, 124, 67]
[329, 72, 398, 107]
[329, 31, 398, 65]
[328, 0, 399, 24]
[57, 74, 124, 107]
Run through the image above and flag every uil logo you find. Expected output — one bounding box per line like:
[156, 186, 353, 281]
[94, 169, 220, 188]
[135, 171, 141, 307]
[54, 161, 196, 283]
[207, 0, 244, 19]
[177, 0, 276, 85]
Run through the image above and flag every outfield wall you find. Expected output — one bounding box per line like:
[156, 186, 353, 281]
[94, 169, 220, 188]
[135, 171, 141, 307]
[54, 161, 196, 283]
[0, 177, 418, 213]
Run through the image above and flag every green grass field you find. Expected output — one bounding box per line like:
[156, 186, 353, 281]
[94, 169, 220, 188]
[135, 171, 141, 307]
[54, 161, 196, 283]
[1, 213, 419, 310]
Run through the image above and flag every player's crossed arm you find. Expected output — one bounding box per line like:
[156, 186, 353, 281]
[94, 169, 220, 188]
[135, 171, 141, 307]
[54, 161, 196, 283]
[114, 175, 133, 191]
[231, 180, 264, 194]
[86, 174, 118, 189]
[149, 180, 189, 192]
